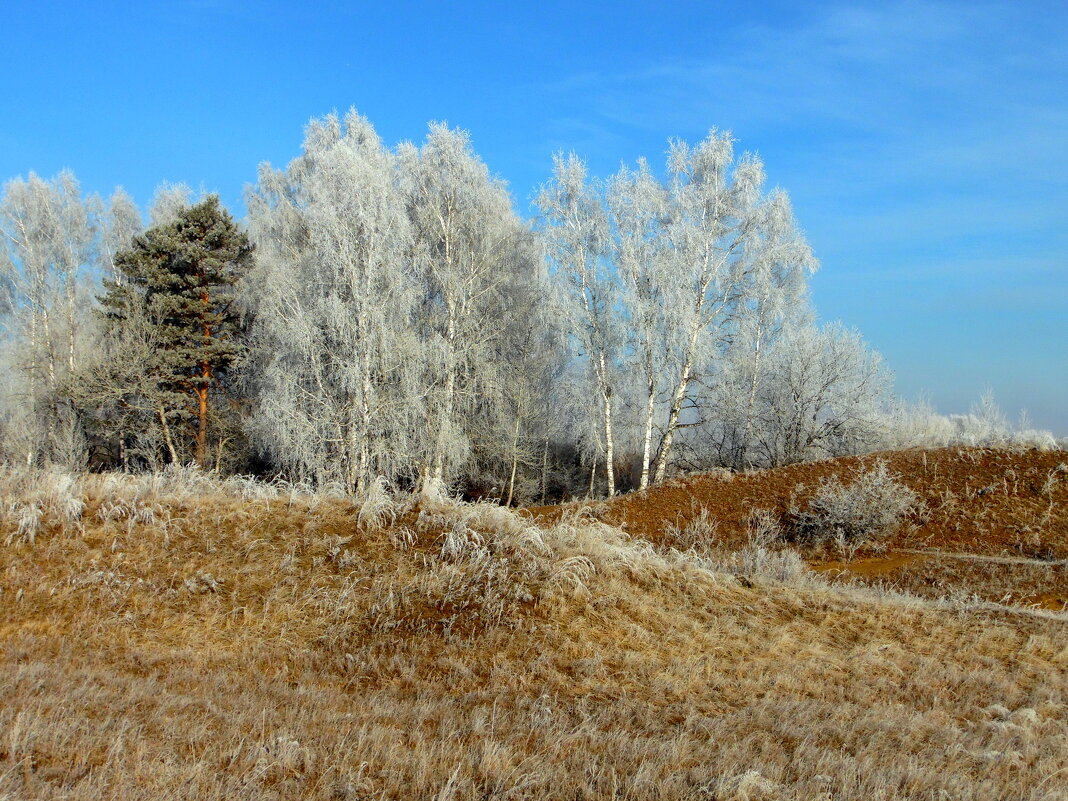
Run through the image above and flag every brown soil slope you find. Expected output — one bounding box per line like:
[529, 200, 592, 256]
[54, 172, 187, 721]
[1, 470, 1066, 800]
[533, 447, 1068, 609]
[533, 448, 1068, 558]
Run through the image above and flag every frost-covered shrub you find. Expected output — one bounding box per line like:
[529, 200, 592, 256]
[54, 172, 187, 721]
[744, 508, 783, 548]
[1, 466, 85, 545]
[789, 462, 921, 547]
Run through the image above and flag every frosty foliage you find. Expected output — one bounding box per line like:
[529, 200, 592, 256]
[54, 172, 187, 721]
[0, 111, 1057, 497]
[0, 171, 143, 468]
[789, 461, 923, 548]
[398, 124, 556, 493]
[0, 466, 85, 545]
[749, 323, 891, 465]
[539, 130, 827, 488]
[245, 111, 560, 495]
[245, 110, 423, 491]
[537, 155, 621, 495]
[877, 392, 1057, 453]
[356, 475, 396, 533]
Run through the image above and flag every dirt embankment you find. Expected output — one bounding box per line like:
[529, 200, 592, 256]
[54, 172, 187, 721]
[529, 447, 1068, 609]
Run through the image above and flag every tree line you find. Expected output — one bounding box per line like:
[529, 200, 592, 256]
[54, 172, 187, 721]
[2, 109, 1034, 501]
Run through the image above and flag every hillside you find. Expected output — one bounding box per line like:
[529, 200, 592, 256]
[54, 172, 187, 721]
[1, 458, 1067, 800]
[532, 447, 1068, 610]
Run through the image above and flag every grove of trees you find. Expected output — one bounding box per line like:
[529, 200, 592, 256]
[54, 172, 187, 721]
[0, 109, 1050, 500]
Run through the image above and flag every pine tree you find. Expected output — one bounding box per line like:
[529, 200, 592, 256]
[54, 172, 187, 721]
[100, 196, 253, 467]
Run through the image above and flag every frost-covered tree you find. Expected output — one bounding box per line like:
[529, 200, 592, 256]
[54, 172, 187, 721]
[489, 248, 567, 505]
[537, 154, 623, 496]
[91, 188, 143, 284]
[751, 323, 891, 465]
[544, 130, 820, 488]
[606, 159, 672, 490]
[649, 131, 771, 483]
[706, 189, 816, 468]
[245, 110, 421, 490]
[67, 290, 174, 470]
[400, 123, 543, 492]
[148, 183, 194, 228]
[0, 171, 100, 465]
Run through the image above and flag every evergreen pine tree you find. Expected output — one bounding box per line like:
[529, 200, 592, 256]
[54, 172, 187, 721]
[100, 196, 253, 467]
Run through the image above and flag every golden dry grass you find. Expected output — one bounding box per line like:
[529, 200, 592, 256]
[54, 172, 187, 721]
[1, 465, 1067, 800]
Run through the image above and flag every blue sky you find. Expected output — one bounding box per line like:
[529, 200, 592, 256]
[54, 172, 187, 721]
[2, 0, 1065, 432]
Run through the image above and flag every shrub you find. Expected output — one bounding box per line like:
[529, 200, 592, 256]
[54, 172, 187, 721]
[789, 461, 921, 548]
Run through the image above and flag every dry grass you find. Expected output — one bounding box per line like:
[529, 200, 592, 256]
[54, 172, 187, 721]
[1, 466, 1067, 799]
[819, 553, 1068, 611]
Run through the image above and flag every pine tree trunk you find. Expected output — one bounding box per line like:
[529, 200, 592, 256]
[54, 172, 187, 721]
[196, 292, 213, 469]
[195, 377, 209, 468]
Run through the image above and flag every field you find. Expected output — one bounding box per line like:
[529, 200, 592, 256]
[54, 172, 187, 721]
[1, 448, 1067, 800]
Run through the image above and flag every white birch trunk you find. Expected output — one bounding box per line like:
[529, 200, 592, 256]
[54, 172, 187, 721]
[598, 350, 616, 497]
[638, 374, 656, 490]
[653, 294, 705, 485]
[505, 411, 522, 507]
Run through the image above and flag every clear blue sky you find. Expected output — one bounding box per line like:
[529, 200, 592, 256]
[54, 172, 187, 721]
[2, 0, 1065, 432]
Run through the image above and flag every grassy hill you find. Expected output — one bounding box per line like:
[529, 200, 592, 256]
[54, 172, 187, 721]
[1, 451, 1066, 800]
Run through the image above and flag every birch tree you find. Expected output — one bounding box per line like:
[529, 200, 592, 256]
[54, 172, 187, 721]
[606, 159, 674, 490]
[713, 188, 816, 468]
[400, 123, 535, 491]
[91, 188, 142, 284]
[245, 110, 421, 490]
[649, 131, 768, 484]
[537, 154, 623, 496]
[752, 323, 891, 465]
[0, 171, 97, 465]
[493, 244, 566, 505]
[148, 183, 194, 228]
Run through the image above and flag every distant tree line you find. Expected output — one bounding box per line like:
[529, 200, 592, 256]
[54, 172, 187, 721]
[0, 110, 1053, 500]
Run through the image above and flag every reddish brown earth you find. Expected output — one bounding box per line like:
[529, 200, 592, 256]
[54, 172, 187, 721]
[528, 447, 1068, 609]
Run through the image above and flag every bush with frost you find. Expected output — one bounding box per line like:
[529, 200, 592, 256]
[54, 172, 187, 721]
[789, 461, 921, 548]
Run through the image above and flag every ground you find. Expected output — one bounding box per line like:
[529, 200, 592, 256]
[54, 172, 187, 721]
[530, 447, 1068, 610]
[0, 449, 1065, 800]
